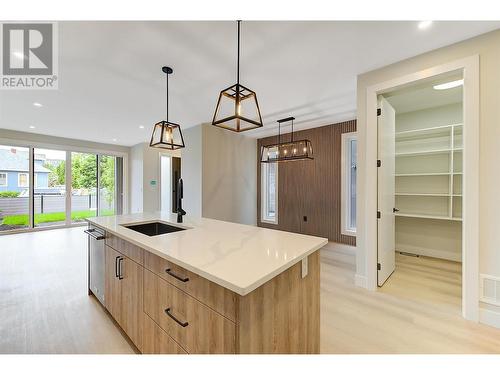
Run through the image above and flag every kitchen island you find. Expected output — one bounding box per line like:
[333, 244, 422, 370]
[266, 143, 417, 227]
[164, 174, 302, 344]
[86, 213, 327, 354]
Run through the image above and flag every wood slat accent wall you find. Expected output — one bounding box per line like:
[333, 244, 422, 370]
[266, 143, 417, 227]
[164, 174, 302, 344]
[257, 120, 356, 246]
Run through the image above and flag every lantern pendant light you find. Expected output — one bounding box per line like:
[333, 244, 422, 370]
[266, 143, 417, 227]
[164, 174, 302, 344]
[212, 20, 264, 132]
[150, 66, 185, 150]
[260, 117, 314, 163]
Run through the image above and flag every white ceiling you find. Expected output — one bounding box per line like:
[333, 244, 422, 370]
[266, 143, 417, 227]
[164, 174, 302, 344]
[1, 21, 499, 146]
[385, 74, 463, 113]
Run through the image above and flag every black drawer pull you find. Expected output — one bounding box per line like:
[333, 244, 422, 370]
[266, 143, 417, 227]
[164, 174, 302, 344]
[165, 268, 189, 283]
[164, 308, 189, 327]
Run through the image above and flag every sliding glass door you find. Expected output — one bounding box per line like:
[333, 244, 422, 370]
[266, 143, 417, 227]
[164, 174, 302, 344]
[0, 145, 123, 233]
[98, 155, 116, 216]
[0, 145, 30, 232]
[71, 152, 97, 223]
[34, 148, 67, 227]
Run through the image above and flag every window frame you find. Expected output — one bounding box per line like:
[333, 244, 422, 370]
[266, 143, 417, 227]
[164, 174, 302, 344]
[260, 161, 278, 224]
[18, 172, 29, 188]
[0, 172, 7, 187]
[341, 132, 357, 236]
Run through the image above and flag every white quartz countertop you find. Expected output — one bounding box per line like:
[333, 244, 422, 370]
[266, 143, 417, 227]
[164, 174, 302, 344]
[87, 212, 328, 296]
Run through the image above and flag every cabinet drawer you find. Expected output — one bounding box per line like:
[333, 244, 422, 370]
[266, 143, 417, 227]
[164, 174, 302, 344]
[144, 269, 235, 354]
[106, 233, 144, 265]
[142, 313, 187, 354]
[144, 251, 236, 322]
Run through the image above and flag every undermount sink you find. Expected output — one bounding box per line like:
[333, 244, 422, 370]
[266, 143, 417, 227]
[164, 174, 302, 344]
[122, 221, 186, 236]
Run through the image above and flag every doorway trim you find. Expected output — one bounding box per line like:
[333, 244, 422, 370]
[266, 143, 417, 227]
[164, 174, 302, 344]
[362, 55, 479, 321]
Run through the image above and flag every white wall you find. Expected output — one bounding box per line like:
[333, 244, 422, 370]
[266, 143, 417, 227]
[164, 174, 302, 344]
[130, 143, 144, 213]
[396, 103, 463, 132]
[129, 142, 180, 214]
[181, 123, 257, 225]
[181, 125, 203, 218]
[202, 124, 257, 225]
[356, 29, 500, 323]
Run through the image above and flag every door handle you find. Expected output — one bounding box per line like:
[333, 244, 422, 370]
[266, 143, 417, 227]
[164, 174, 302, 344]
[115, 256, 120, 278]
[84, 228, 106, 240]
[118, 257, 124, 280]
[164, 308, 189, 327]
[393, 208, 400, 213]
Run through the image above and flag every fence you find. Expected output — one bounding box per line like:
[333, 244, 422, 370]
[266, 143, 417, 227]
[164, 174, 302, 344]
[0, 195, 112, 217]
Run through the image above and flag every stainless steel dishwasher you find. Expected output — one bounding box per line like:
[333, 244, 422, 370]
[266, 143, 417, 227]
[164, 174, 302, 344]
[85, 224, 106, 305]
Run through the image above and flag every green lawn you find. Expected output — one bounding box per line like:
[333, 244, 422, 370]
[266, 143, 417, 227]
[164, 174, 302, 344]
[1, 210, 114, 226]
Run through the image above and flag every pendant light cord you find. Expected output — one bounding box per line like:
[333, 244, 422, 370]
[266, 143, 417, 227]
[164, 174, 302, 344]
[237, 20, 241, 85]
[166, 72, 169, 122]
[278, 119, 281, 146]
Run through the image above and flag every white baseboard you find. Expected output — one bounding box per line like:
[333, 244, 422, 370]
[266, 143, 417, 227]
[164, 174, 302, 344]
[479, 307, 500, 329]
[395, 244, 461, 262]
[354, 274, 367, 288]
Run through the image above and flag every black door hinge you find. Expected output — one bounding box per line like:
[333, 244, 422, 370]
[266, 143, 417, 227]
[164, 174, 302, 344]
[377, 211, 381, 219]
[377, 159, 381, 167]
[377, 263, 381, 270]
[377, 108, 381, 116]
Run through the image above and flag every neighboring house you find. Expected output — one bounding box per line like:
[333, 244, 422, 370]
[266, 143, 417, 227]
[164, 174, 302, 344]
[0, 149, 50, 193]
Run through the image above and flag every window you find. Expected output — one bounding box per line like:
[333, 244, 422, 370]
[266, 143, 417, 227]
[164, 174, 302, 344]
[0, 172, 7, 187]
[261, 161, 278, 223]
[18, 172, 29, 187]
[341, 133, 357, 235]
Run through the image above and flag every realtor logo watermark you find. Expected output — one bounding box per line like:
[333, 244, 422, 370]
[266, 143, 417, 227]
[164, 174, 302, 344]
[1, 22, 58, 89]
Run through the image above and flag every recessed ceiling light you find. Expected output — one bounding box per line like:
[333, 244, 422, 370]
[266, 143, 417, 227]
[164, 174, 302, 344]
[433, 79, 464, 90]
[139, 125, 145, 129]
[418, 21, 433, 30]
[29, 125, 36, 129]
[112, 138, 117, 142]
[33, 102, 43, 107]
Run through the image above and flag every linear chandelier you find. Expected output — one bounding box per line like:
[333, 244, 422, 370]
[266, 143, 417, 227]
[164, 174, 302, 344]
[150, 66, 185, 150]
[211, 20, 264, 132]
[260, 117, 313, 163]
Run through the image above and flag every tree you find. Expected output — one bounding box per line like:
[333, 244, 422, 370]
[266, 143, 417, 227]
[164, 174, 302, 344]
[99, 156, 115, 206]
[71, 153, 97, 190]
[45, 161, 65, 187]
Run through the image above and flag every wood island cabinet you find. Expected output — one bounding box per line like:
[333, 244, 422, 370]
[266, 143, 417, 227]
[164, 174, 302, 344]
[99, 232, 320, 354]
[104, 243, 143, 351]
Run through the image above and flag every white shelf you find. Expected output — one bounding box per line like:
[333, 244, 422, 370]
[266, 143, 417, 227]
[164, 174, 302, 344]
[395, 213, 462, 221]
[396, 149, 453, 157]
[394, 122, 463, 224]
[395, 193, 450, 197]
[395, 123, 462, 138]
[395, 172, 451, 177]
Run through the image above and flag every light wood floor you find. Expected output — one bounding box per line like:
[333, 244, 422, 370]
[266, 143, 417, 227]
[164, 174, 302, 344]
[321, 248, 500, 353]
[1, 227, 500, 354]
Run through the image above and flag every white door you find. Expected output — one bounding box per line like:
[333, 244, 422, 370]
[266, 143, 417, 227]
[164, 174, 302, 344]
[377, 96, 396, 286]
[160, 155, 172, 213]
